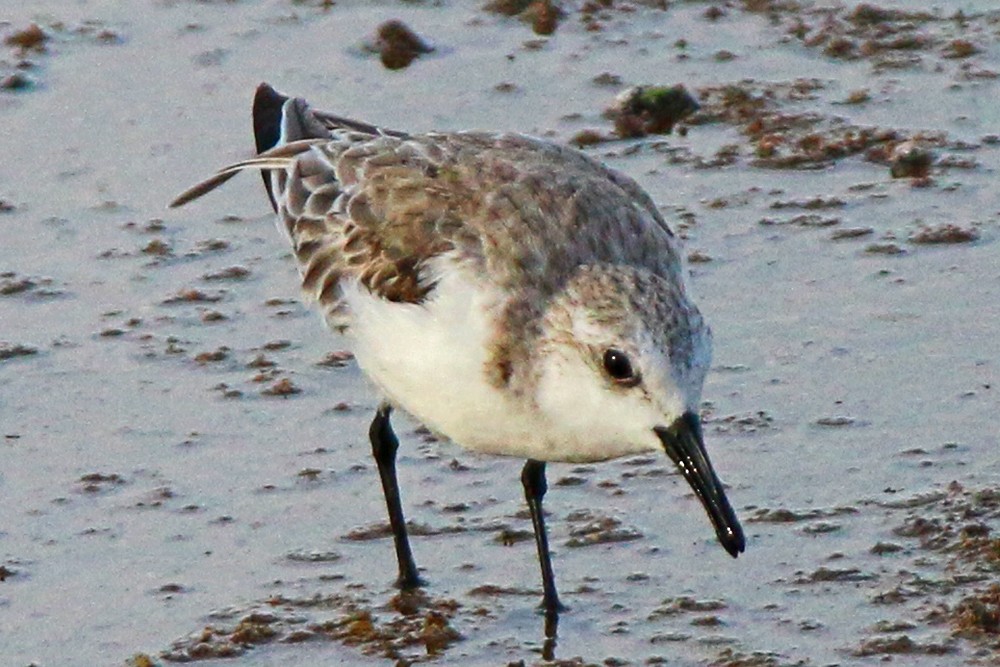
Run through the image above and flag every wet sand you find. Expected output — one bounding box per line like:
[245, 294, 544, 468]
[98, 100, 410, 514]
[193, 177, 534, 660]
[2, 1, 998, 665]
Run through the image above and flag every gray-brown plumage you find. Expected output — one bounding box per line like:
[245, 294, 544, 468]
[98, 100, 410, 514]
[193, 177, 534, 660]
[173, 90, 689, 390]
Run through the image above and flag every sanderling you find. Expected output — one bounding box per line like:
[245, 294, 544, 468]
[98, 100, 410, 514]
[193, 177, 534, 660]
[172, 83, 745, 629]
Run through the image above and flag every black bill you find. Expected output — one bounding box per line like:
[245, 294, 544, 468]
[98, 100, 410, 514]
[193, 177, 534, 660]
[654, 412, 746, 557]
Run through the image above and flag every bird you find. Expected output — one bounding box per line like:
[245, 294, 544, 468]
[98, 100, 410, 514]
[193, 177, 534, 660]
[171, 83, 746, 631]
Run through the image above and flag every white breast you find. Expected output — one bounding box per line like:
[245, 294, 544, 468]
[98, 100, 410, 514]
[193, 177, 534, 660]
[341, 257, 549, 459]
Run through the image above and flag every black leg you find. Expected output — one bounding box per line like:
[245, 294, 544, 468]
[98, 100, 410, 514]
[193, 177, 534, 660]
[521, 459, 565, 631]
[369, 402, 424, 589]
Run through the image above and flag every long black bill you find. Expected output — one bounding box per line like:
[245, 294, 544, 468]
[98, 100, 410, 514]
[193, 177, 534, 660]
[654, 412, 746, 557]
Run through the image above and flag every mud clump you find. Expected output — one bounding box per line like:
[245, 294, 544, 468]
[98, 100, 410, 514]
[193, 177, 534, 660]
[521, 1, 564, 35]
[161, 288, 224, 304]
[261, 377, 301, 397]
[795, 567, 876, 584]
[77, 472, 126, 493]
[687, 250, 712, 263]
[909, 224, 979, 245]
[483, 0, 535, 16]
[889, 140, 934, 178]
[865, 242, 905, 256]
[229, 613, 280, 645]
[0, 342, 38, 361]
[194, 347, 230, 364]
[1, 72, 33, 91]
[848, 5, 911, 26]
[163, 612, 279, 660]
[748, 506, 857, 523]
[327, 590, 463, 658]
[141, 239, 172, 257]
[649, 596, 727, 620]
[1, 273, 58, 297]
[950, 585, 1000, 638]
[162, 591, 463, 662]
[203, 265, 251, 281]
[607, 85, 700, 137]
[494, 527, 533, 545]
[564, 510, 643, 547]
[769, 196, 846, 210]
[830, 226, 874, 241]
[367, 20, 433, 70]
[943, 39, 980, 59]
[484, 0, 565, 35]
[688, 75, 952, 173]
[705, 410, 773, 434]
[878, 483, 1000, 659]
[4, 24, 49, 53]
[337, 596, 462, 658]
[793, 2, 938, 71]
[870, 541, 904, 555]
[854, 634, 955, 656]
[709, 648, 786, 666]
[759, 214, 840, 228]
[418, 610, 462, 654]
[317, 350, 355, 368]
[569, 128, 607, 148]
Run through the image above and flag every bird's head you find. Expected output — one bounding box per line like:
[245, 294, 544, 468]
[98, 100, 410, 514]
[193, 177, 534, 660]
[533, 264, 745, 557]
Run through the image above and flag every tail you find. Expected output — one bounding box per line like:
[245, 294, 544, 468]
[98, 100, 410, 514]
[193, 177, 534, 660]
[253, 83, 333, 211]
[169, 139, 324, 208]
[169, 82, 330, 210]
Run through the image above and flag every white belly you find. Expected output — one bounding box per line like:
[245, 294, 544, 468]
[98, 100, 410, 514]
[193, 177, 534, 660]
[341, 263, 547, 459]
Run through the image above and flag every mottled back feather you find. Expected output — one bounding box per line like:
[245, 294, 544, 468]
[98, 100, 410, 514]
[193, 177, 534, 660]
[173, 83, 688, 382]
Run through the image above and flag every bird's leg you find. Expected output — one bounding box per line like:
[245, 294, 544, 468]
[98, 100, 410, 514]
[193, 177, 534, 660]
[521, 458, 565, 631]
[369, 402, 424, 589]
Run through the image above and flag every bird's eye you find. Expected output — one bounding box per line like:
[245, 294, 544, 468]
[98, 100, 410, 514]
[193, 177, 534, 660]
[602, 348, 638, 385]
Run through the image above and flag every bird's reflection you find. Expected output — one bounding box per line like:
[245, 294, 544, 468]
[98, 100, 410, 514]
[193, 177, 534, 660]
[542, 607, 559, 661]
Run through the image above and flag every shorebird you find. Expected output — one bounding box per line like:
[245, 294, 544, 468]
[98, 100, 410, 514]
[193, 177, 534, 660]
[171, 83, 745, 626]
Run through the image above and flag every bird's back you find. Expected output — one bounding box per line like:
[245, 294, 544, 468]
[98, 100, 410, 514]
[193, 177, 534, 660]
[248, 84, 686, 343]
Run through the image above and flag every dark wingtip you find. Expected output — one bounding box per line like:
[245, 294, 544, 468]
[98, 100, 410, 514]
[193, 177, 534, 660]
[253, 82, 287, 153]
[252, 82, 288, 211]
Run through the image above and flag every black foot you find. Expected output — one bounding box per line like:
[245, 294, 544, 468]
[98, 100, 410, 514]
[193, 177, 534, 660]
[540, 598, 568, 616]
[395, 569, 427, 591]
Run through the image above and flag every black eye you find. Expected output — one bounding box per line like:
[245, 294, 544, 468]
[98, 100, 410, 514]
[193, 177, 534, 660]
[602, 348, 638, 385]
